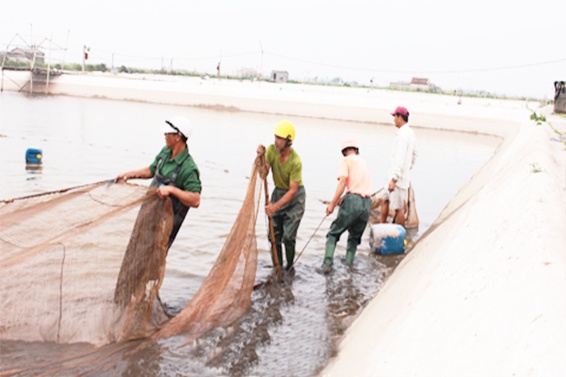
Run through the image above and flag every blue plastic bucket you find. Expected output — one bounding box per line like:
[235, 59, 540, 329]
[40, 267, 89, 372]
[25, 148, 43, 164]
[369, 223, 406, 255]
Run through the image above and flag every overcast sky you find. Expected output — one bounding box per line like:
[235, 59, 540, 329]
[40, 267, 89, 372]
[1, 0, 564, 98]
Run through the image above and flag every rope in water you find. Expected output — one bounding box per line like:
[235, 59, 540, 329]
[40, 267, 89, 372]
[1, 179, 114, 203]
[291, 187, 384, 268]
[290, 214, 328, 268]
[254, 188, 384, 289]
[254, 213, 328, 289]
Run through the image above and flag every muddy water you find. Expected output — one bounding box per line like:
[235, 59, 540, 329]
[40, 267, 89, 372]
[0, 92, 499, 376]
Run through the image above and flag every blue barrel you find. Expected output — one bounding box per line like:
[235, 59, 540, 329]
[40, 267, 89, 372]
[25, 148, 43, 164]
[369, 223, 406, 255]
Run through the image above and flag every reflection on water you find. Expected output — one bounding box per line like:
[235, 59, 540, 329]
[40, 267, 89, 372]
[0, 91, 499, 376]
[25, 165, 43, 184]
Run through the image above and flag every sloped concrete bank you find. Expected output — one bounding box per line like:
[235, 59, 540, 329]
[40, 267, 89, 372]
[323, 111, 566, 376]
[5, 72, 566, 376]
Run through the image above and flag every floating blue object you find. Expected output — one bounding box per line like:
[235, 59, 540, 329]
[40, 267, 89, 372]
[369, 223, 406, 255]
[25, 148, 43, 164]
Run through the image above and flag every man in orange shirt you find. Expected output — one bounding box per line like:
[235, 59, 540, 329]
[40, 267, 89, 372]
[322, 139, 372, 270]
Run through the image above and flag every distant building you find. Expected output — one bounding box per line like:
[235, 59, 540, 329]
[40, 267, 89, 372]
[1, 47, 45, 64]
[390, 77, 439, 92]
[271, 70, 289, 83]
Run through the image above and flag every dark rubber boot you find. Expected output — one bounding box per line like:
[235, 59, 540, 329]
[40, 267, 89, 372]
[285, 245, 296, 270]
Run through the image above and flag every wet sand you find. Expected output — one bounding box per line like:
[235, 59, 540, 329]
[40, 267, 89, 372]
[5, 72, 566, 376]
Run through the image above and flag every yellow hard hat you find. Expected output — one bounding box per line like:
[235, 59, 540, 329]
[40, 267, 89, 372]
[274, 120, 295, 141]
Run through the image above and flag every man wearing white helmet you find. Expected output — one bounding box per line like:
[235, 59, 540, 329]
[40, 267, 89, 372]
[115, 115, 202, 248]
[321, 139, 372, 271]
[257, 120, 306, 271]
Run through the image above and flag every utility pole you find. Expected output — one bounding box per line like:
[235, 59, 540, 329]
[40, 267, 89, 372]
[82, 45, 90, 72]
[30, 45, 36, 94]
[259, 41, 263, 81]
[29, 24, 34, 94]
[46, 35, 53, 94]
[63, 29, 69, 66]
[217, 50, 222, 79]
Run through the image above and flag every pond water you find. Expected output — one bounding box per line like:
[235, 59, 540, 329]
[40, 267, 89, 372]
[0, 91, 499, 376]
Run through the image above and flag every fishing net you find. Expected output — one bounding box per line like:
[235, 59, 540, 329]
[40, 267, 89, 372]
[369, 185, 419, 229]
[0, 182, 171, 345]
[0, 154, 266, 347]
[156, 154, 265, 343]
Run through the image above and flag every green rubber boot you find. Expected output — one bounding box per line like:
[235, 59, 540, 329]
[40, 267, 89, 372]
[323, 242, 336, 266]
[345, 249, 356, 265]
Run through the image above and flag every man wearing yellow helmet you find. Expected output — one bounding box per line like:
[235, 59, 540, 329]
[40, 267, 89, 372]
[257, 120, 306, 271]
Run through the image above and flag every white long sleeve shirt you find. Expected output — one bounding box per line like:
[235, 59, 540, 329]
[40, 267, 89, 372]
[388, 123, 417, 189]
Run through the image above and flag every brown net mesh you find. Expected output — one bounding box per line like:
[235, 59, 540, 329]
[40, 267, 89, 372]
[0, 154, 266, 347]
[0, 182, 163, 345]
[369, 185, 419, 229]
[113, 194, 174, 341]
[156, 154, 265, 343]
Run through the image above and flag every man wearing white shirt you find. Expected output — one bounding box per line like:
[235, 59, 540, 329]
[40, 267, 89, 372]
[379, 106, 417, 228]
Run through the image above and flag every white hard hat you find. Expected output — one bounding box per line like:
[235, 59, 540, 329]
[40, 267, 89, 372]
[162, 116, 192, 139]
[341, 138, 359, 152]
